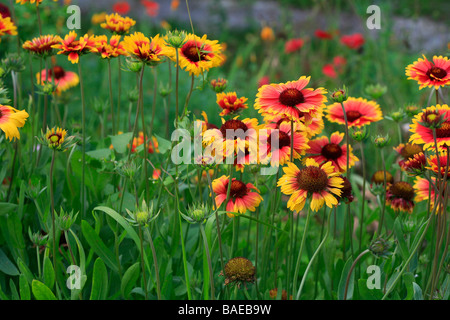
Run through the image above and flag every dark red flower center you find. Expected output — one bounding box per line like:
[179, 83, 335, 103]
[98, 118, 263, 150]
[436, 122, 450, 138]
[182, 44, 207, 62]
[220, 119, 248, 138]
[227, 180, 248, 199]
[297, 166, 328, 193]
[268, 131, 291, 149]
[0, 4, 10, 19]
[427, 66, 447, 80]
[346, 110, 362, 122]
[390, 181, 415, 201]
[279, 88, 305, 107]
[48, 66, 66, 80]
[321, 143, 343, 160]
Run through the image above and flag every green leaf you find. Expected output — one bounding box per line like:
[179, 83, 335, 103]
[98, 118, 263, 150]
[81, 220, 118, 273]
[16, 257, 34, 285]
[403, 272, 415, 300]
[86, 148, 112, 160]
[0, 248, 19, 276]
[357, 279, 383, 300]
[121, 262, 140, 299]
[93, 206, 151, 274]
[413, 282, 423, 300]
[0, 202, 17, 216]
[32, 280, 57, 300]
[90, 258, 109, 300]
[110, 132, 133, 153]
[338, 257, 354, 300]
[393, 218, 409, 260]
[43, 256, 55, 290]
[154, 134, 172, 154]
[19, 274, 31, 300]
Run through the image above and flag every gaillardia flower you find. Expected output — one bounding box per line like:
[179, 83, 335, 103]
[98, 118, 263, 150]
[426, 150, 450, 179]
[123, 32, 170, 65]
[212, 175, 262, 217]
[402, 152, 426, 176]
[326, 97, 383, 128]
[169, 33, 224, 76]
[0, 15, 17, 40]
[222, 257, 256, 287]
[414, 177, 445, 212]
[406, 55, 450, 90]
[261, 121, 310, 166]
[45, 127, 67, 150]
[23, 35, 62, 57]
[255, 76, 327, 122]
[52, 31, 96, 64]
[394, 143, 423, 168]
[216, 92, 248, 116]
[386, 181, 415, 213]
[0, 105, 29, 141]
[306, 131, 358, 173]
[409, 104, 450, 150]
[100, 13, 136, 35]
[93, 34, 127, 59]
[37, 66, 79, 94]
[277, 159, 344, 212]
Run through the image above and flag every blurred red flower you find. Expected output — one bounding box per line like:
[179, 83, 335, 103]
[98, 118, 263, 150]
[284, 38, 304, 53]
[340, 33, 365, 50]
[258, 76, 270, 88]
[333, 55, 347, 67]
[314, 29, 333, 40]
[112, 1, 130, 15]
[141, 0, 160, 17]
[322, 64, 337, 78]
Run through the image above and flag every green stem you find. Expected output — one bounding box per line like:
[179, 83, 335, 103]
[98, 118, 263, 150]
[296, 210, 332, 300]
[49, 150, 58, 284]
[343, 249, 370, 300]
[292, 207, 312, 294]
[108, 59, 115, 135]
[78, 61, 86, 218]
[138, 225, 148, 300]
[200, 223, 215, 300]
[144, 227, 162, 300]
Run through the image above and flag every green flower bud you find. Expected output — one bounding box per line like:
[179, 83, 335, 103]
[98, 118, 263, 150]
[210, 78, 228, 93]
[372, 134, 390, 148]
[165, 30, 187, 48]
[365, 84, 387, 100]
[369, 236, 392, 258]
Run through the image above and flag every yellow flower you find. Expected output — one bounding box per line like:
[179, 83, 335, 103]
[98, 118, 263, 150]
[0, 15, 17, 41]
[0, 105, 29, 141]
[261, 26, 275, 42]
[277, 159, 343, 212]
[45, 127, 67, 150]
[91, 12, 107, 25]
[123, 32, 170, 65]
[167, 33, 224, 76]
[100, 13, 136, 35]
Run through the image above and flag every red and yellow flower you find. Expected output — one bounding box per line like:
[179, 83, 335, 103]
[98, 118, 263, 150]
[306, 132, 358, 173]
[386, 181, 415, 213]
[123, 32, 170, 65]
[394, 143, 423, 169]
[0, 15, 17, 40]
[255, 76, 327, 122]
[93, 34, 127, 59]
[326, 97, 382, 128]
[216, 92, 248, 116]
[260, 121, 309, 166]
[101, 13, 135, 35]
[37, 65, 79, 95]
[52, 31, 96, 64]
[212, 175, 263, 217]
[409, 104, 450, 150]
[278, 159, 344, 212]
[0, 105, 29, 141]
[406, 55, 450, 90]
[414, 177, 445, 212]
[23, 35, 62, 57]
[168, 33, 224, 76]
[426, 150, 450, 179]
